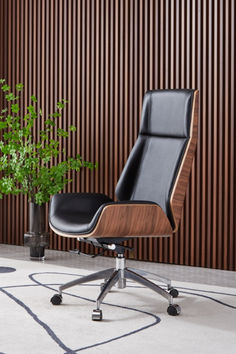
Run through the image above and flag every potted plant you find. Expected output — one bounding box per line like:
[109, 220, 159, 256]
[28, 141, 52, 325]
[0, 79, 96, 259]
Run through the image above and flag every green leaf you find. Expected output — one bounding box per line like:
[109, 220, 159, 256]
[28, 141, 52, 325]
[2, 84, 10, 92]
[40, 131, 48, 140]
[31, 95, 37, 102]
[57, 102, 65, 109]
[27, 105, 35, 113]
[82, 161, 97, 169]
[57, 128, 69, 138]
[15, 83, 24, 91]
[6, 115, 13, 124]
[0, 79, 5, 84]
[22, 127, 30, 137]
[57, 99, 68, 109]
[12, 122, 20, 130]
[69, 125, 77, 132]
[1, 108, 8, 113]
[34, 192, 44, 205]
[3, 132, 10, 140]
[5, 93, 15, 101]
[11, 103, 19, 113]
[0, 122, 8, 130]
[23, 113, 30, 121]
[45, 119, 56, 127]
[0, 177, 15, 193]
[48, 112, 61, 118]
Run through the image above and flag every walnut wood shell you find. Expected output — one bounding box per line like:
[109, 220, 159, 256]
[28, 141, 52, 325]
[170, 90, 199, 232]
[50, 203, 173, 239]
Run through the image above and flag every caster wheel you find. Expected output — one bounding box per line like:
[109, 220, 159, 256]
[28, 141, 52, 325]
[169, 288, 179, 298]
[50, 294, 62, 305]
[92, 309, 103, 321]
[167, 304, 181, 316]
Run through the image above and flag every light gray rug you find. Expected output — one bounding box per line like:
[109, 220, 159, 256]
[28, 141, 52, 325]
[0, 257, 235, 354]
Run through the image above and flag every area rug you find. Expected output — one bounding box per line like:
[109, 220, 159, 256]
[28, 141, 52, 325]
[0, 257, 235, 354]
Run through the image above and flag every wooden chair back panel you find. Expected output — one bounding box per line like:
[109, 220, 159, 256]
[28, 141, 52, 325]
[170, 90, 199, 232]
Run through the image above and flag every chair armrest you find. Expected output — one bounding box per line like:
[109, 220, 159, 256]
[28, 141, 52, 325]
[86, 202, 173, 238]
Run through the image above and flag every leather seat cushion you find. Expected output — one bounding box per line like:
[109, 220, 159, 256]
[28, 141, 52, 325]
[49, 193, 113, 234]
[49, 194, 157, 235]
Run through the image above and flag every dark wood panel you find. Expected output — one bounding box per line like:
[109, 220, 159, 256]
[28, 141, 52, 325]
[0, 0, 235, 270]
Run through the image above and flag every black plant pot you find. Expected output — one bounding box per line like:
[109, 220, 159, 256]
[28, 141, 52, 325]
[24, 202, 50, 260]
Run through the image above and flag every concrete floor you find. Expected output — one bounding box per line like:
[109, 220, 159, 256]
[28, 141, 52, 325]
[0, 243, 236, 288]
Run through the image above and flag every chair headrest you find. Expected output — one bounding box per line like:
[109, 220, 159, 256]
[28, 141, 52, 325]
[140, 89, 195, 138]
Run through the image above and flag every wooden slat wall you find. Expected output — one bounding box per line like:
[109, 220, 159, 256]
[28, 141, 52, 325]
[0, 0, 235, 270]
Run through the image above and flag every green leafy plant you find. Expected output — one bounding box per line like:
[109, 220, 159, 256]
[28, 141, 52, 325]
[0, 79, 96, 205]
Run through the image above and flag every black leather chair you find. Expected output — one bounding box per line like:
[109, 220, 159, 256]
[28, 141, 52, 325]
[49, 89, 199, 321]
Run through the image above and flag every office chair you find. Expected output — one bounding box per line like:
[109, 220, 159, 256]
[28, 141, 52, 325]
[49, 89, 199, 321]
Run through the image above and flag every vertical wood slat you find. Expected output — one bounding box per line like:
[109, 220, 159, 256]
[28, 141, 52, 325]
[0, 0, 235, 270]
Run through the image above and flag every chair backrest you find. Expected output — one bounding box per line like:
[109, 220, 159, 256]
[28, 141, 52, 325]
[115, 89, 199, 232]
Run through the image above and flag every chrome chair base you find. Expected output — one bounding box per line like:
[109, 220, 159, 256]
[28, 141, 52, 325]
[50, 254, 181, 320]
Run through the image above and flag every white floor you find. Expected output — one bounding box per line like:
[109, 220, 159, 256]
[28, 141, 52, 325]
[0, 255, 236, 354]
[0, 244, 236, 288]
